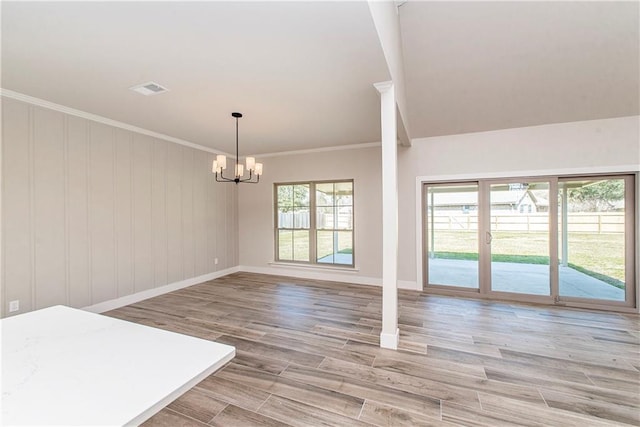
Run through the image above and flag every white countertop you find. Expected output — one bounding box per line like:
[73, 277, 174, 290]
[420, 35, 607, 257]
[1, 305, 235, 426]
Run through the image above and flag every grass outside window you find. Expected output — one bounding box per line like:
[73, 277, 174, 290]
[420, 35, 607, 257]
[276, 180, 353, 267]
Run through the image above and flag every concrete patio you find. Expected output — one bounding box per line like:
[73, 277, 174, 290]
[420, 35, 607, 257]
[318, 253, 353, 265]
[428, 258, 624, 301]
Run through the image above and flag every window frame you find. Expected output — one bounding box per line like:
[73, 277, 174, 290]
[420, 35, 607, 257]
[274, 179, 354, 268]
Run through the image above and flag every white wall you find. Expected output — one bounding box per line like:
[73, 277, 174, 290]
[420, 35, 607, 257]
[1, 97, 238, 317]
[398, 116, 640, 284]
[3, 95, 636, 317]
[238, 146, 383, 284]
[239, 116, 639, 287]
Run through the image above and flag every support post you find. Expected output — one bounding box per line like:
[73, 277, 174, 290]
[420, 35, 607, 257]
[374, 81, 399, 350]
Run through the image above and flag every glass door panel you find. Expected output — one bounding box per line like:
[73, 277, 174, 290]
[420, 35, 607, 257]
[558, 178, 626, 301]
[316, 181, 354, 266]
[489, 182, 550, 295]
[426, 184, 479, 288]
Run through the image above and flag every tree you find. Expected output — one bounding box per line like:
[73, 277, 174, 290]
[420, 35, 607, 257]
[568, 180, 624, 212]
[277, 184, 309, 212]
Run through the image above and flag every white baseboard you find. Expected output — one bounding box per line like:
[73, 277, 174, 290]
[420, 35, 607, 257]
[398, 280, 421, 291]
[82, 265, 420, 315]
[240, 264, 380, 286]
[82, 266, 240, 314]
[380, 328, 399, 349]
[238, 265, 420, 290]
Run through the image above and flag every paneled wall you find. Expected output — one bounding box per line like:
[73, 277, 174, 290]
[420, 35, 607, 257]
[1, 97, 238, 317]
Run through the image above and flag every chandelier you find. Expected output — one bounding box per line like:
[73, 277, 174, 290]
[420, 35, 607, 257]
[212, 112, 263, 184]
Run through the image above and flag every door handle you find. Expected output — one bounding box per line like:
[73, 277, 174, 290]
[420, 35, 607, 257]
[486, 231, 493, 244]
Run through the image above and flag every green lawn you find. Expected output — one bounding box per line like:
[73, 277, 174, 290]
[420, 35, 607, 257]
[278, 229, 625, 289]
[278, 230, 352, 262]
[430, 231, 625, 288]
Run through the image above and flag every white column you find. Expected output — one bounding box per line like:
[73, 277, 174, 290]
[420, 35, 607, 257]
[374, 81, 399, 350]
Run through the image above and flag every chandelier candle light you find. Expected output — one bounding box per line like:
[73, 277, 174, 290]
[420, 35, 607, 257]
[212, 112, 263, 184]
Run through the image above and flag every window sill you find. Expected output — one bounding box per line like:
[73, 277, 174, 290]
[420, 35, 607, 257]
[268, 261, 359, 273]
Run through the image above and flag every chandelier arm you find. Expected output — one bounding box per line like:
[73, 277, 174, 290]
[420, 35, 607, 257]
[239, 169, 254, 182]
[238, 175, 260, 183]
[215, 171, 235, 182]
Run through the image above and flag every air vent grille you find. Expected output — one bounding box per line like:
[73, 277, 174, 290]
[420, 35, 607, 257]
[130, 81, 169, 96]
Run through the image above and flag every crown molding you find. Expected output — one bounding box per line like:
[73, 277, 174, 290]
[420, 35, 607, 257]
[0, 88, 232, 156]
[255, 141, 381, 158]
[1, 89, 387, 159]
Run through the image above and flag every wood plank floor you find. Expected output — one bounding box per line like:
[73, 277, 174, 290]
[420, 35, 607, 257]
[104, 272, 640, 426]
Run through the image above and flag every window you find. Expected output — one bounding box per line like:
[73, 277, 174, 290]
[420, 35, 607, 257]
[275, 180, 354, 267]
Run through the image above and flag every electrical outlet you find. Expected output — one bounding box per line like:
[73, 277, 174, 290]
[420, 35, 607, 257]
[9, 300, 19, 313]
[214, 258, 219, 265]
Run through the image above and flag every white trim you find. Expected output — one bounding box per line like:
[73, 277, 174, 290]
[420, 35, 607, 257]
[0, 88, 231, 157]
[255, 141, 380, 158]
[380, 328, 399, 350]
[82, 266, 240, 313]
[1, 89, 388, 159]
[80, 261, 420, 316]
[0, 78, 4, 316]
[416, 165, 640, 184]
[398, 280, 420, 290]
[240, 265, 419, 290]
[242, 264, 377, 286]
[373, 81, 393, 92]
[415, 176, 423, 291]
[268, 261, 360, 273]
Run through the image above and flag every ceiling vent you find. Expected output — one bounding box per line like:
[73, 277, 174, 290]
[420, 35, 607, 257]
[129, 81, 169, 96]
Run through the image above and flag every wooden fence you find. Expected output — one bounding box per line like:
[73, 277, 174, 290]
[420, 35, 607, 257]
[278, 211, 352, 229]
[431, 213, 624, 233]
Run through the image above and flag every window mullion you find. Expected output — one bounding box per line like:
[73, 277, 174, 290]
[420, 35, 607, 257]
[310, 182, 317, 264]
[333, 183, 338, 264]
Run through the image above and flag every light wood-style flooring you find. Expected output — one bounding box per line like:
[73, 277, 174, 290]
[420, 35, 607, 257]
[105, 272, 640, 426]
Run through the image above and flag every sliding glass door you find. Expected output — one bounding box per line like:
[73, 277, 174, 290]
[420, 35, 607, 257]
[423, 174, 636, 310]
[558, 176, 634, 304]
[488, 181, 551, 296]
[425, 183, 479, 289]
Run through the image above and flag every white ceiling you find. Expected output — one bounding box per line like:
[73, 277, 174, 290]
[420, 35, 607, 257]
[401, 1, 639, 138]
[2, 1, 638, 154]
[1, 1, 389, 154]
